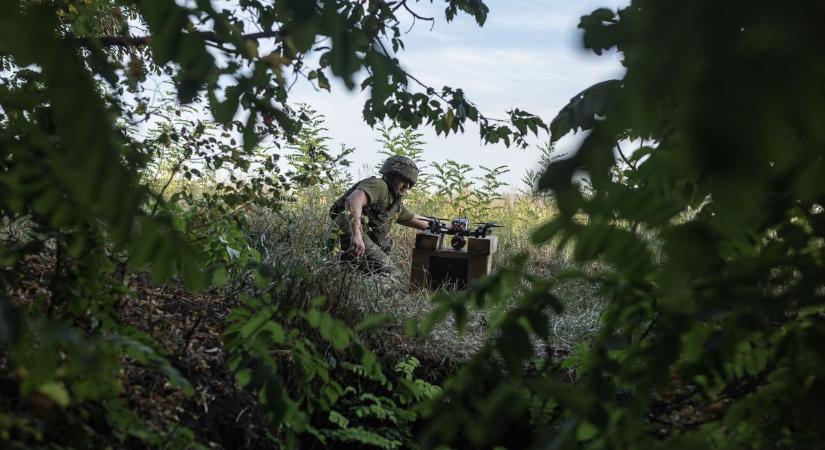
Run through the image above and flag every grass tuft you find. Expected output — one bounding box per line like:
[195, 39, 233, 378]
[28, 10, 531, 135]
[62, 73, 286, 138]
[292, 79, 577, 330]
[238, 187, 606, 368]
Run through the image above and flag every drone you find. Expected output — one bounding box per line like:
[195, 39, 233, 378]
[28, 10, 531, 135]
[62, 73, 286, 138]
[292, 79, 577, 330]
[424, 217, 504, 250]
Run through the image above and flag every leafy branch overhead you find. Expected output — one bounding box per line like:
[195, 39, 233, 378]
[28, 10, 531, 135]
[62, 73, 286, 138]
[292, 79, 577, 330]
[0, 1, 531, 441]
[0, 0, 544, 287]
[7, 0, 819, 449]
[60, 0, 544, 148]
[549, 79, 621, 142]
[429, 1, 825, 448]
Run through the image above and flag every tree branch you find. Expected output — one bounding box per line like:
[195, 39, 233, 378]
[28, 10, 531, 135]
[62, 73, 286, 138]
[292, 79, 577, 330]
[73, 29, 290, 48]
[616, 141, 636, 171]
[372, 37, 509, 125]
[402, 1, 434, 22]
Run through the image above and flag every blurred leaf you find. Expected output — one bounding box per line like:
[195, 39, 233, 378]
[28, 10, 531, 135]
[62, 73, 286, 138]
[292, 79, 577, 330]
[549, 80, 621, 142]
[38, 382, 70, 408]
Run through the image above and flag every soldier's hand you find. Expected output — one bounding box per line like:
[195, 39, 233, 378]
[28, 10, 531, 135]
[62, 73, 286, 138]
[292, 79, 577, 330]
[352, 235, 366, 257]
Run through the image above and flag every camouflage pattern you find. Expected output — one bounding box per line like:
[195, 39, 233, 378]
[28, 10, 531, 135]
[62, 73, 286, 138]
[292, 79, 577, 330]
[378, 155, 419, 186]
[329, 176, 409, 276]
[328, 156, 417, 276]
[338, 232, 402, 277]
[329, 177, 407, 251]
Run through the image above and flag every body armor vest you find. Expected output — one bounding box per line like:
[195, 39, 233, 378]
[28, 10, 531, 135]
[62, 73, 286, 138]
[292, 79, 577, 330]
[329, 177, 402, 252]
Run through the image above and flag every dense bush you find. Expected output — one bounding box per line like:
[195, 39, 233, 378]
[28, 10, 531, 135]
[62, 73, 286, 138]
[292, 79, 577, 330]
[3, 0, 825, 449]
[418, 2, 825, 449]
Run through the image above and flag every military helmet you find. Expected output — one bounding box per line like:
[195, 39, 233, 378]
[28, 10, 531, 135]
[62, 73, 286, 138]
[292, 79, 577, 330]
[379, 155, 419, 186]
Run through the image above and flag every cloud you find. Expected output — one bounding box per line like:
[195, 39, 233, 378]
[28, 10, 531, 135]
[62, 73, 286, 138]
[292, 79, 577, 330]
[399, 45, 623, 120]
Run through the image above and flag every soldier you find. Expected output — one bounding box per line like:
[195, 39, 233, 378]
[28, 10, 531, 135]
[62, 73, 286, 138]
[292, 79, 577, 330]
[329, 155, 430, 276]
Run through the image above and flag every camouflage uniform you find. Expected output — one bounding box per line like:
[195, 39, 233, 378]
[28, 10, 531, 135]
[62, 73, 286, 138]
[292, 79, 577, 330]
[329, 156, 418, 276]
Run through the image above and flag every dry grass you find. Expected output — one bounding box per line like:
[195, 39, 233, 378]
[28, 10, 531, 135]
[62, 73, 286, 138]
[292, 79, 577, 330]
[241, 186, 606, 367]
[0, 184, 605, 366]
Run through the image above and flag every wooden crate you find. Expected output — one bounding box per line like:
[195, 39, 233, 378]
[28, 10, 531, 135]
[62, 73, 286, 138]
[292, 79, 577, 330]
[410, 231, 498, 289]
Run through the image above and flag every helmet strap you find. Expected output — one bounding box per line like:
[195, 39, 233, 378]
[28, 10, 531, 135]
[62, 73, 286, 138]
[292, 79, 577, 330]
[382, 173, 401, 198]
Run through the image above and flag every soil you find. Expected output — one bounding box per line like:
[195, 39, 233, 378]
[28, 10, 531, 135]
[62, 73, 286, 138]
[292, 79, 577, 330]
[3, 250, 268, 449]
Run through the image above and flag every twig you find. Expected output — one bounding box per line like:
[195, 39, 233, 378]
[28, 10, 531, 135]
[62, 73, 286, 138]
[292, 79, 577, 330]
[72, 29, 290, 49]
[405, 15, 417, 34]
[637, 311, 659, 343]
[235, 405, 250, 423]
[647, 408, 724, 430]
[150, 160, 182, 217]
[178, 313, 204, 357]
[615, 141, 636, 171]
[402, 1, 434, 22]
[47, 235, 62, 319]
[372, 37, 511, 124]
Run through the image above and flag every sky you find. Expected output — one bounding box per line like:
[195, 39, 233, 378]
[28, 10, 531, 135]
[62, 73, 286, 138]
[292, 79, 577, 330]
[288, 0, 628, 189]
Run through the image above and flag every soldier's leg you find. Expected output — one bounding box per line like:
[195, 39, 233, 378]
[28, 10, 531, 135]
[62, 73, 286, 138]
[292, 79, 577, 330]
[339, 234, 402, 277]
[361, 236, 402, 277]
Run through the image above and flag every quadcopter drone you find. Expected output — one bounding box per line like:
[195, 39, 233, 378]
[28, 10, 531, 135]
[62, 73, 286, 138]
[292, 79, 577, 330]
[424, 217, 504, 250]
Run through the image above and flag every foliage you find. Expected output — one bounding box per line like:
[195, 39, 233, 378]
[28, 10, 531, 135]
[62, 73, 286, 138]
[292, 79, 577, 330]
[323, 357, 441, 450]
[375, 121, 433, 211]
[375, 122, 428, 178]
[0, 0, 537, 293]
[0, 257, 204, 448]
[469, 164, 510, 221]
[521, 140, 560, 195]
[140, 103, 286, 210]
[235, 185, 601, 447]
[223, 260, 439, 449]
[285, 104, 353, 189]
[430, 160, 474, 217]
[8, 0, 817, 449]
[0, 1, 538, 445]
[416, 1, 825, 449]
[373, 122, 516, 222]
[421, 159, 512, 224]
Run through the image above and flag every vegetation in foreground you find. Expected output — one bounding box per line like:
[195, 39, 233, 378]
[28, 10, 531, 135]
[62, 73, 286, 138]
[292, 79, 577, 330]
[3, 1, 825, 449]
[2, 107, 605, 448]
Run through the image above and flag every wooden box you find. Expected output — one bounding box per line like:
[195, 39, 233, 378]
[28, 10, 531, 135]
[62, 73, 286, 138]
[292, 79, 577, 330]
[410, 231, 498, 289]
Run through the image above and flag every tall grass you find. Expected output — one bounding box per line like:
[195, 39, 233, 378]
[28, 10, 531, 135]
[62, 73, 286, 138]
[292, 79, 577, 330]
[119, 111, 607, 360]
[239, 184, 605, 365]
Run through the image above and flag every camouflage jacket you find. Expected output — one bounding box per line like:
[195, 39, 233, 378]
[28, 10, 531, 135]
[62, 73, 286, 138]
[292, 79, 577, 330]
[329, 176, 413, 251]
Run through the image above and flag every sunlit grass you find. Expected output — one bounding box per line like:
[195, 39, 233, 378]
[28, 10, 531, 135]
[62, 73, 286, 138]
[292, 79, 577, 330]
[237, 186, 605, 365]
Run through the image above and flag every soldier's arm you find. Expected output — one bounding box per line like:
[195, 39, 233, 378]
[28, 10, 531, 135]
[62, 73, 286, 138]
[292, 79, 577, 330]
[398, 215, 430, 231]
[345, 189, 369, 255]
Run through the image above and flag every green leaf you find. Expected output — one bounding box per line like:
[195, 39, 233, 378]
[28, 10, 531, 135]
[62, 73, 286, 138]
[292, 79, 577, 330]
[235, 368, 252, 387]
[549, 80, 620, 142]
[240, 310, 272, 339]
[38, 381, 70, 407]
[318, 313, 351, 350]
[211, 266, 229, 287]
[306, 309, 321, 327]
[576, 421, 599, 441]
[310, 295, 327, 307]
[355, 314, 394, 333]
[531, 220, 564, 245]
[210, 87, 240, 124]
[261, 321, 286, 343]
